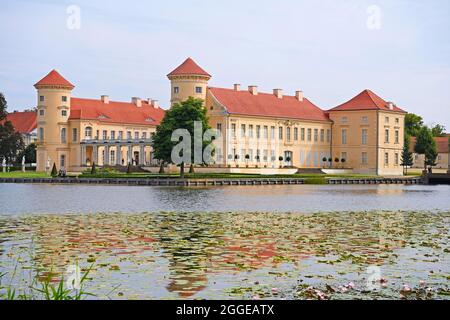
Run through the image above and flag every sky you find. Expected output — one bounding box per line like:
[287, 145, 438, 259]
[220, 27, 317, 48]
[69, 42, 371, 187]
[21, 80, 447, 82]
[0, 0, 449, 129]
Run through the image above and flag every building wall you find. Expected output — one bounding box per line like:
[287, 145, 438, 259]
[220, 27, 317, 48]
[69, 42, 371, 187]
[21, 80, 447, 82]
[328, 109, 405, 175]
[36, 86, 71, 172]
[377, 111, 405, 175]
[169, 75, 209, 107]
[206, 91, 332, 168]
[412, 153, 449, 169]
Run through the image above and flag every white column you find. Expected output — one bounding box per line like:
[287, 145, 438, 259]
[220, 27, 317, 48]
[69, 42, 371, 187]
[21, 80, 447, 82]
[128, 145, 133, 165]
[81, 145, 87, 166]
[93, 145, 98, 165]
[140, 145, 145, 166]
[116, 145, 122, 166]
[105, 145, 110, 166]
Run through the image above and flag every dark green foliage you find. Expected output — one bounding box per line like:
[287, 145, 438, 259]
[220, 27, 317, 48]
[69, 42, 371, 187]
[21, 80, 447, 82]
[401, 135, 413, 174]
[126, 162, 131, 174]
[152, 97, 212, 178]
[405, 113, 424, 137]
[17, 143, 36, 164]
[91, 162, 97, 175]
[415, 127, 438, 169]
[0, 92, 7, 121]
[51, 163, 58, 177]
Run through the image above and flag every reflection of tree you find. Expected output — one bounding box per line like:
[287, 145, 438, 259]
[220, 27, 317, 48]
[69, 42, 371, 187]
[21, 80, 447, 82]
[155, 212, 223, 298]
[1, 211, 440, 298]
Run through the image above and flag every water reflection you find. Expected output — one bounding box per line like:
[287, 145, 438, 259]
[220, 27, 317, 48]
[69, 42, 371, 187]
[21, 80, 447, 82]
[1, 211, 449, 299]
[0, 184, 449, 215]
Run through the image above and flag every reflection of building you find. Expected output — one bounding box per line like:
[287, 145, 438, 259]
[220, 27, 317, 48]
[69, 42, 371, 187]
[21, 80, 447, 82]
[410, 136, 449, 170]
[33, 57, 407, 175]
[1, 111, 37, 146]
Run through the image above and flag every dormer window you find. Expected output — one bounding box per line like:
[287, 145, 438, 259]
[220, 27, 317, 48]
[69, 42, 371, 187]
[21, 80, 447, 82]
[145, 118, 155, 123]
[98, 115, 109, 120]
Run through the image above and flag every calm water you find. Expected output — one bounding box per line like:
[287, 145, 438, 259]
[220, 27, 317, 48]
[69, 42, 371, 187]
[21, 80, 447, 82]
[0, 183, 449, 300]
[0, 184, 449, 215]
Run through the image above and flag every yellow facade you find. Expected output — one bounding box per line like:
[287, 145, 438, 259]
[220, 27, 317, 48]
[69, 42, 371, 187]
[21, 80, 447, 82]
[35, 58, 406, 176]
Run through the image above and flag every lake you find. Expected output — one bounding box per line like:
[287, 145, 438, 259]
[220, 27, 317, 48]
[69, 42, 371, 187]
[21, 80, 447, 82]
[0, 184, 449, 300]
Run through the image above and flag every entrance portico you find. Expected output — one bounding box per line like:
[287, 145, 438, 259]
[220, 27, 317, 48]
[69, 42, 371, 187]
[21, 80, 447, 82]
[80, 138, 154, 167]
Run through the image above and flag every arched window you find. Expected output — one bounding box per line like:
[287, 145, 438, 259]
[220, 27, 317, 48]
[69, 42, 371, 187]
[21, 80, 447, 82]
[61, 128, 67, 143]
[85, 127, 92, 140]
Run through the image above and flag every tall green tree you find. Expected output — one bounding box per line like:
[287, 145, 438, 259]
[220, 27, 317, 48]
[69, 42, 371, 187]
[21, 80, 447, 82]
[0, 93, 25, 163]
[431, 124, 446, 137]
[414, 127, 438, 169]
[0, 93, 7, 121]
[400, 135, 413, 175]
[405, 113, 424, 137]
[16, 143, 36, 165]
[152, 97, 213, 178]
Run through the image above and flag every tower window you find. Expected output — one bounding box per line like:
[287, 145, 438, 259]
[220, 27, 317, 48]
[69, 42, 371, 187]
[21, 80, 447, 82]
[39, 96, 45, 102]
[39, 109, 45, 116]
[39, 127, 44, 141]
[174, 87, 179, 94]
[195, 87, 203, 94]
[62, 96, 68, 102]
[61, 128, 67, 143]
[61, 110, 67, 117]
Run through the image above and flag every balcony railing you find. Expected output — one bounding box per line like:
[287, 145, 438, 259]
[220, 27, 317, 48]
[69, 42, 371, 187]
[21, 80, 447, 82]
[81, 137, 154, 145]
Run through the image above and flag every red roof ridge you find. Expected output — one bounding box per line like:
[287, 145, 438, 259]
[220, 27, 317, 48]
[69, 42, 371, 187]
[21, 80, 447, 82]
[34, 69, 75, 89]
[329, 89, 406, 113]
[167, 57, 211, 77]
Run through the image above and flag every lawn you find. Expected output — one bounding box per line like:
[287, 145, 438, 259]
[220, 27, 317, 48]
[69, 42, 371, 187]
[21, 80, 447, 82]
[0, 171, 50, 178]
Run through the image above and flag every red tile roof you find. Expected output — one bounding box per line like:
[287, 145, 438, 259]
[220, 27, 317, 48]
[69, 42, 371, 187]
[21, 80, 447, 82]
[167, 57, 211, 78]
[209, 87, 331, 122]
[69, 98, 165, 126]
[34, 70, 75, 89]
[329, 89, 406, 113]
[1, 111, 37, 134]
[411, 136, 449, 154]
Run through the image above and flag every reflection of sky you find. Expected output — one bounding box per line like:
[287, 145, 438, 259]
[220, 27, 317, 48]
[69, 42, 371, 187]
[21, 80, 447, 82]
[0, 184, 449, 215]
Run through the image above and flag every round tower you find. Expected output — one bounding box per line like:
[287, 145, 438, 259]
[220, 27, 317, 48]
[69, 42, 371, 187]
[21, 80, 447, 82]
[34, 69, 74, 172]
[167, 57, 211, 107]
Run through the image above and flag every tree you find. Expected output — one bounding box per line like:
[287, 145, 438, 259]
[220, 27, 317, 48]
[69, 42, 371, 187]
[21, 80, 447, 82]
[17, 143, 36, 165]
[51, 162, 58, 178]
[405, 113, 424, 137]
[152, 97, 212, 178]
[91, 162, 97, 175]
[414, 127, 438, 169]
[0, 121, 24, 163]
[400, 135, 413, 174]
[0, 93, 7, 121]
[431, 124, 446, 137]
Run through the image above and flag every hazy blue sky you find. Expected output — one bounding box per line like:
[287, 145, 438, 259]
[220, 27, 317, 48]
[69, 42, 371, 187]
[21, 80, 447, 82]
[1, 0, 449, 128]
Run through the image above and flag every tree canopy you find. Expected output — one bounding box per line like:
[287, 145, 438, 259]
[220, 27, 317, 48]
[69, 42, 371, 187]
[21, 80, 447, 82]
[0, 93, 24, 162]
[152, 97, 213, 177]
[0, 92, 7, 121]
[405, 113, 424, 137]
[431, 124, 446, 137]
[400, 135, 413, 174]
[414, 127, 438, 169]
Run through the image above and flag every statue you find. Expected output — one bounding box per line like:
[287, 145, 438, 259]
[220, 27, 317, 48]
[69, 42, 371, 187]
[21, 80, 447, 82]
[46, 158, 51, 174]
[22, 156, 26, 172]
[2, 157, 6, 173]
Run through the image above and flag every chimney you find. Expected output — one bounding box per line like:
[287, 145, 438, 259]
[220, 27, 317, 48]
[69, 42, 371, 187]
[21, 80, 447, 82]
[132, 97, 142, 107]
[295, 90, 304, 102]
[151, 100, 159, 109]
[387, 102, 394, 110]
[273, 89, 283, 99]
[248, 85, 258, 95]
[147, 98, 152, 105]
[101, 95, 109, 104]
[234, 84, 241, 91]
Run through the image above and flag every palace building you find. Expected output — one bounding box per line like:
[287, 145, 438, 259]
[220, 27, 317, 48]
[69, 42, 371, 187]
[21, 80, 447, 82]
[33, 57, 406, 175]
